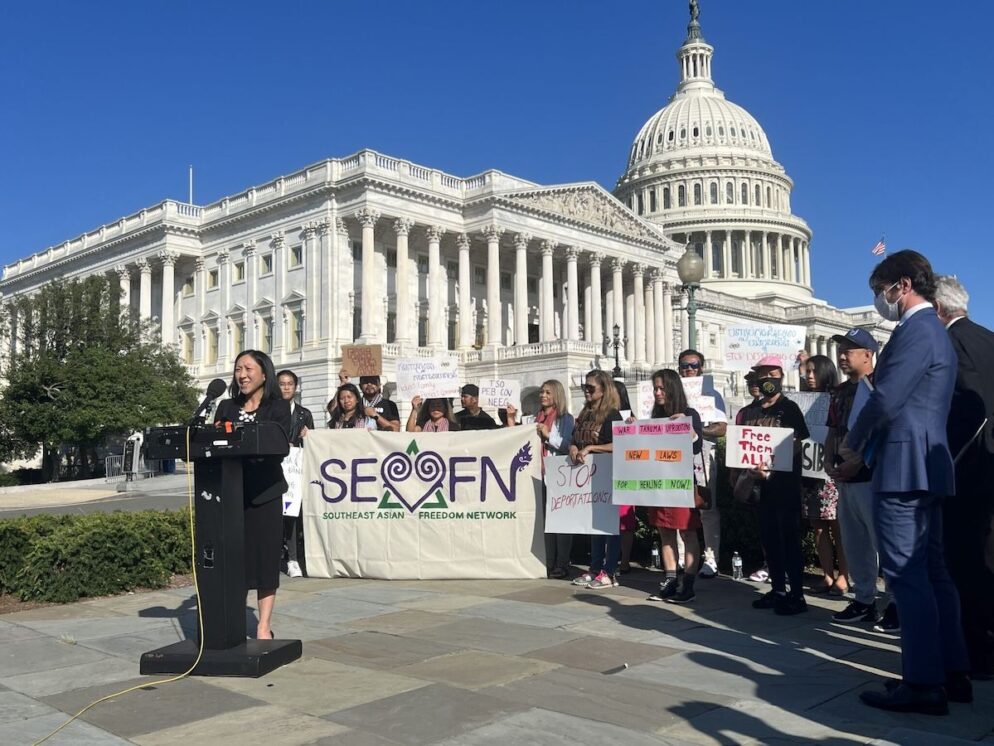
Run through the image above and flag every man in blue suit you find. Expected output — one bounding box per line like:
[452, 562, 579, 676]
[841, 250, 971, 715]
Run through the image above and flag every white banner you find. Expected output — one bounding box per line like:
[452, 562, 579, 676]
[395, 356, 461, 400]
[282, 447, 304, 517]
[725, 425, 795, 472]
[722, 324, 806, 371]
[479, 378, 521, 410]
[787, 391, 831, 479]
[610, 418, 696, 507]
[544, 454, 618, 535]
[301, 429, 545, 579]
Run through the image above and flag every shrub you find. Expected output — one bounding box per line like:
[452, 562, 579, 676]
[0, 473, 20, 487]
[7, 509, 192, 603]
[0, 513, 72, 594]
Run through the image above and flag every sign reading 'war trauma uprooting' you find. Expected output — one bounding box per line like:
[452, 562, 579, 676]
[722, 323, 806, 371]
[544, 454, 618, 535]
[302, 428, 544, 579]
[395, 356, 461, 400]
[610, 417, 696, 507]
[725, 425, 795, 472]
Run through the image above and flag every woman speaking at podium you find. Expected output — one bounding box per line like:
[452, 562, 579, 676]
[214, 349, 292, 640]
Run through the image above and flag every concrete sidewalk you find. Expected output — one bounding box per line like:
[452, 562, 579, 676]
[1, 572, 992, 745]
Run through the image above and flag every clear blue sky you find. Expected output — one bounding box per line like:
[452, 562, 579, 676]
[2, 1, 992, 324]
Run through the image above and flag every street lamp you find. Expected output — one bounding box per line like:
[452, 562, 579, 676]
[606, 322, 627, 380]
[677, 241, 706, 350]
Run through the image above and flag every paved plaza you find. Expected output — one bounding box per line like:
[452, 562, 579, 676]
[2, 570, 993, 745]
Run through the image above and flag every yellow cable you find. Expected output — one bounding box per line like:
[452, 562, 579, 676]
[34, 427, 207, 745]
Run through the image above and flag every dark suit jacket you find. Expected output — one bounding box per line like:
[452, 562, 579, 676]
[215, 397, 291, 505]
[947, 317, 994, 463]
[848, 306, 956, 495]
[288, 403, 315, 447]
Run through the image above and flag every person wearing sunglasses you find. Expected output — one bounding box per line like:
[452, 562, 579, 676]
[569, 369, 624, 590]
[678, 349, 728, 579]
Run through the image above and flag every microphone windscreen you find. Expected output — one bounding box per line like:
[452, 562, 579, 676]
[206, 378, 227, 398]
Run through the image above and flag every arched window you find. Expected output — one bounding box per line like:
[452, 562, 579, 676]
[718, 125, 724, 137]
[766, 186, 772, 207]
[706, 125, 712, 137]
[730, 126, 737, 137]
[726, 182, 734, 204]
[668, 130, 674, 142]
[741, 183, 748, 204]
[709, 182, 718, 204]
[755, 184, 761, 206]
[678, 185, 686, 207]
[649, 189, 657, 212]
[693, 183, 702, 205]
[637, 193, 645, 215]
[693, 126, 699, 138]
[663, 187, 671, 209]
[680, 128, 686, 140]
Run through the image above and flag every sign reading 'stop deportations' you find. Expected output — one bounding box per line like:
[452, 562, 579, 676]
[611, 417, 696, 507]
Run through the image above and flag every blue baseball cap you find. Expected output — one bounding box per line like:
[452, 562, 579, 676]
[831, 328, 879, 353]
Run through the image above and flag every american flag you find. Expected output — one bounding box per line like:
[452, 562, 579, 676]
[871, 238, 886, 256]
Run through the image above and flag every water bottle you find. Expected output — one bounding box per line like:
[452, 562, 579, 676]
[651, 540, 661, 569]
[732, 551, 743, 580]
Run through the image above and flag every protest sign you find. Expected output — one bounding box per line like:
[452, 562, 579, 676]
[725, 425, 795, 472]
[282, 447, 304, 517]
[680, 376, 722, 424]
[544, 454, 618, 535]
[722, 324, 806, 371]
[340, 344, 382, 377]
[787, 391, 831, 478]
[302, 428, 545, 579]
[479, 378, 521, 410]
[611, 417, 696, 507]
[636, 380, 654, 419]
[395, 356, 460, 400]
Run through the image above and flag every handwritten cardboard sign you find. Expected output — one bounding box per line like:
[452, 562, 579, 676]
[725, 425, 795, 472]
[787, 391, 831, 478]
[636, 380, 654, 419]
[479, 378, 521, 410]
[680, 375, 723, 424]
[722, 324, 806, 372]
[282, 447, 304, 517]
[340, 344, 382, 377]
[544, 454, 618, 535]
[395, 356, 461, 400]
[610, 417, 696, 507]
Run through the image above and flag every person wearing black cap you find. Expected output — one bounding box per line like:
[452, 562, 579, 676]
[454, 384, 500, 431]
[359, 376, 400, 432]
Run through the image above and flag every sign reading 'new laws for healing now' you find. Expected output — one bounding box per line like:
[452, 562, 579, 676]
[725, 425, 795, 472]
[610, 417, 696, 507]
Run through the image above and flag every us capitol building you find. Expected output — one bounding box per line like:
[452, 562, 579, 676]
[0, 7, 889, 416]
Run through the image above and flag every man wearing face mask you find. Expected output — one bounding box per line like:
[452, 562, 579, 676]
[841, 250, 970, 715]
[736, 355, 809, 616]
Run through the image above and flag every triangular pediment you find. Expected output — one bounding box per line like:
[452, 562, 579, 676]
[225, 303, 246, 317]
[252, 297, 274, 312]
[201, 310, 219, 323]
[496, 183, 672, 246]
[281, 290, 305, 305]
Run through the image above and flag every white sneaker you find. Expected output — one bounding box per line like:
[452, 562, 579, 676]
[287, 560, 303, 578]
[698, 549, 718, 578]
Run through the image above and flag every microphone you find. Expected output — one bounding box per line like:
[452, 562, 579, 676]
[190, 378, 228, 426]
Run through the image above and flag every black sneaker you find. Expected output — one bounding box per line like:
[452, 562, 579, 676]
[648, 577, 678, 602]
[775, 593, 808, 616]
[752, 590, 780, 609]
[873, 602, 900, 633]
[833, 600, 877, 624]
[666, 579, 696, 605]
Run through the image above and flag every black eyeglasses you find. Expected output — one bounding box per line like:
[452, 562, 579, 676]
[678, 361, 702, 370]
[581, 384, 599, 394]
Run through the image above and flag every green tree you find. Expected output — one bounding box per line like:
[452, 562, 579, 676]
[0, 276, 197, 479]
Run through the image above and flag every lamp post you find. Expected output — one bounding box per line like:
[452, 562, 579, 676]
[677, 241, 706, 350]
[606, 322, 626, 380]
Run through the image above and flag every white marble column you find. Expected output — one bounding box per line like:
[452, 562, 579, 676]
[394, 218, 414, 346]
[703, 231, 713, 278]
[426, 226, 445, 349]
[217, 249, 230, 363]
[584, 275, 592, 343]
[303, 223, 318, 345]
[457, 234, 473, 350]
[723, 230, 733, 278]
[540, 240, 555, 341]
[513, 232, 530, 346]
[611, 258, 625, 359]
[482, 225, 503, 347]
[565, 246, 580, 341]
[317, 220, 332, 342]
[663, 282, 674, 361]
[803, 242, 812, 286]
[356, 208, 380, 343]
[652, 271, 665, 365]
[243, 241, 256, 348]
[632, 263, 646, 364]
[270, 231, 285, 352]
[644, 278, 655, 365]
[115, 266, 131, 310]
[158, 252, 178, 344]
[589, 253, 603, 349]
[334, 219, 350, 346]
[137, 258, 152, 321]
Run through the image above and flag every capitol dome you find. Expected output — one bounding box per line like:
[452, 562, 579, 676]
[614, 3, 813, 301]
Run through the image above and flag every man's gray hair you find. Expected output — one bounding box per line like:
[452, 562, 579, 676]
[934, 275, 969, 315]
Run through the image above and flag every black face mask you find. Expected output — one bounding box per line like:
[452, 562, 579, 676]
[757, 377, 782, 399]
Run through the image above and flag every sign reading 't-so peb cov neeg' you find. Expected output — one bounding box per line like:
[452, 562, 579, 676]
[301, 428, 545, 579]
[610, 417, 696, 508]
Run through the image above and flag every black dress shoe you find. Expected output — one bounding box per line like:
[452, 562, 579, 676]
[945, 672, 973, 703]
[861, 682, 948, 715]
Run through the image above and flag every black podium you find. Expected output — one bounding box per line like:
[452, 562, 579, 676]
[139, 423, 302, 677]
